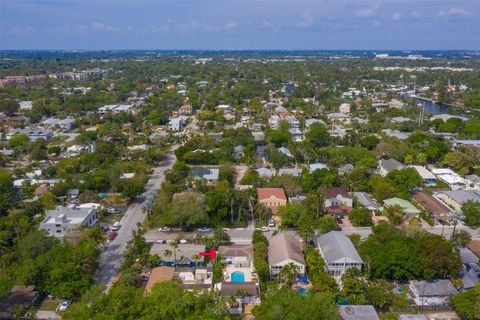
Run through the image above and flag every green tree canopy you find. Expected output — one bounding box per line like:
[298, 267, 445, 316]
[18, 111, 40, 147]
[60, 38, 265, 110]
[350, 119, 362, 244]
[252, 287, 339, 320]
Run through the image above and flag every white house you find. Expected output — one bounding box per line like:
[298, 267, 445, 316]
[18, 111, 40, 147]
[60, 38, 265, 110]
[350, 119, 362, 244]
[40, 206, 97, 238]
[309, 163, 328, 172]
[40, 117, 75, 132]
[98, 104, 134, 114]
[18, 100, 33, 111]
[219, 244, 253, 268]
[408, 165, 437, 185]
[409, 280, 458, 306]
[268, 233, 305, 279]
[317, 231, 363, 277]
[6, 127, 53, 141]
[168, 116, 188, 132]
[431, 168, 467, 190]
[439, 190, 480, 211]
[339, 103, 351, 114]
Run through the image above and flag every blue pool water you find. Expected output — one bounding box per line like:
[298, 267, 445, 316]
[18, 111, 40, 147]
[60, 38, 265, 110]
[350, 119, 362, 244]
[297, 288, 308, 295]
[231, 271, 245, 282]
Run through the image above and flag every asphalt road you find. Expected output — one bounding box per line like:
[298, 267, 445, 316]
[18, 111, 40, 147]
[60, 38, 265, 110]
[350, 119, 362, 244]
[94, 153, 176, 290]
[341, 223, 480, 240]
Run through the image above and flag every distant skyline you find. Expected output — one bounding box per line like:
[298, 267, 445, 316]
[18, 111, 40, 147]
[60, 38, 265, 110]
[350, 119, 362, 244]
[1, 0, 479, 50]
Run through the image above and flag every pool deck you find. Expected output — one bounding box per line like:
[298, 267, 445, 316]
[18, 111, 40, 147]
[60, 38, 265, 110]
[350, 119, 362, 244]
[225, 265, 255, 282]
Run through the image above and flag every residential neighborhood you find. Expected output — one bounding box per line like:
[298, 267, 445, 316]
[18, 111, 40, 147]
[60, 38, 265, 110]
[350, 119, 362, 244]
[0, 48, 480, 320]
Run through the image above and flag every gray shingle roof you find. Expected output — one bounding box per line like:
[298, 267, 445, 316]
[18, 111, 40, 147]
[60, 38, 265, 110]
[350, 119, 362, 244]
[218, 244, 253, 260]
[379, 158, 404, 173]
[317, 231, 363, 265]
[410, 280, 458, 297]
[339, 305, 379, 320]
[352, 192, 380, 210]
[268, 233, 305, 266]
[442, 190, 480, 204]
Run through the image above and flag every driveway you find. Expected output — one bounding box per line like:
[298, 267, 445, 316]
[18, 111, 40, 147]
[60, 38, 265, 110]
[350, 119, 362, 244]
[94, 152, 176, 290]
[36, 311, 61, 320]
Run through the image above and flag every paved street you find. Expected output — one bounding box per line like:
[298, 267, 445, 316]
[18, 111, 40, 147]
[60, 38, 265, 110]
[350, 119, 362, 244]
[341, 223, 480, 240]
[422, 223, 480, 239]
[340, 226, 373, 239]
[145, 227, 272, 245]
[94, 152, 176, 290]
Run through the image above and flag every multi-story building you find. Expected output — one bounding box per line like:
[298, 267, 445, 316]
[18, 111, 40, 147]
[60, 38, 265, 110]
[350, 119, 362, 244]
[40, 206, 97, 238]
[268, 233, 305, 279]
[317, 231, 363, 277]
[257, 188, 287, 215]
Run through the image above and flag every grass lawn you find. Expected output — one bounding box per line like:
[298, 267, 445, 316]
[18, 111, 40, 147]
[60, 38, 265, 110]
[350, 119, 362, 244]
[99, 213, 123, 225]
[38, 298, 61, 311]
[47, 135, 68, 146]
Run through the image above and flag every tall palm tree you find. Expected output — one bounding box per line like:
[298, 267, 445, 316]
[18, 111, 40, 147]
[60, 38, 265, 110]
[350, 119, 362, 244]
[448, 211, 465, 236]
[169, 241, 178, 267]
[164, 249, 172, 260]
[191, 254, 200, 267]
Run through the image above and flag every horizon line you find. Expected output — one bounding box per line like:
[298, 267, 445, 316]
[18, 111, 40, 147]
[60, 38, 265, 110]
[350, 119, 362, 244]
[1, 49, 479, 52]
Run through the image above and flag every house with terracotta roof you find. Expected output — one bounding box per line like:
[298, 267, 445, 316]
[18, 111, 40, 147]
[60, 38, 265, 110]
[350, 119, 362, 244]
[178, 105, 193, 115]
[257, 188, 287, 215]
[268, 232, 305, 279]
[324, 187, 353, 217]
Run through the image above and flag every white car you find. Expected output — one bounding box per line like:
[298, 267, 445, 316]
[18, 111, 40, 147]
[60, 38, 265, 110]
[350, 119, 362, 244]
[179, 239, 188, 244]
[268, 219, 275, 227]
[258, 226, 270, 232]
[198, 227, 211, 233]
[159, 227, 171, 232]
[57, 299, 71, 312]
[111, 221, 121, 231]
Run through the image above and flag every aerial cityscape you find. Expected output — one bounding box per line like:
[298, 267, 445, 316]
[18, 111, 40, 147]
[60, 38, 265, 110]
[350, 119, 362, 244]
[0, 1, 479, 320]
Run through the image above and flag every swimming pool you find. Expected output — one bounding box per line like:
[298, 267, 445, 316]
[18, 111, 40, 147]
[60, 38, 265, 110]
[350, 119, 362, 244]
[231, 271, 245, 282]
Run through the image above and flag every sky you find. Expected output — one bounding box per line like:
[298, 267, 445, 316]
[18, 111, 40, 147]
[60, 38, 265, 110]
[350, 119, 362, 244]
[0, 0, 479, 50]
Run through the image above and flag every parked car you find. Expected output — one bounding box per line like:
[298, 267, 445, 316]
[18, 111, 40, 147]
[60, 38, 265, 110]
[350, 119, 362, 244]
[111, 221, 121, 231]
[257, 226, 269, 232]
[57, 299, 71, 312]
[179, 239, 188, 244]
[198, 227, 211, 233]
[108, 230, 117, 241]
[107, 207, 118, 214]
[159, 227, 171, 232]
[268, 219, 275, 227]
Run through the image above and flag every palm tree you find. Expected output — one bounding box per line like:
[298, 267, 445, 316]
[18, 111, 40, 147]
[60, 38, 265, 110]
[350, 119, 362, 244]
[278, 263, 298, 287]
[448, 211, 465, 237]
[385, 205, 404, 226]
[164, 249, 172, 260]
[169, 241, 178, 266]
[191, 254, 200, 267]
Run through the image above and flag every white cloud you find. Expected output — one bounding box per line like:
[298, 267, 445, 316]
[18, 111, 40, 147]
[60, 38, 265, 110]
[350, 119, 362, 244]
[2, 26, 35, 34]
[356, 1, 380, 17]
[298, 11, 314, 27]
[177, 20, 220, 33]
[91, 22, 121, 32]
[226, 22, 238, 30]
[371, 20, 382, 28]
[392, 13, 402, 21]
[438, 8, 471, 17]
[356, 8, 376, 17]
[447, 8, 471, 17]
[411, 11, 422, 19]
